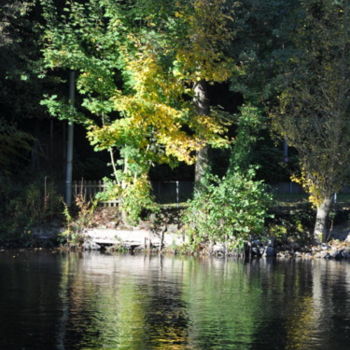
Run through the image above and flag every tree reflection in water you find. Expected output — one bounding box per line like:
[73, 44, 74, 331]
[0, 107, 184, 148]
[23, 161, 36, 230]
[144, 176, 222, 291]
[0, 252, 349, 349]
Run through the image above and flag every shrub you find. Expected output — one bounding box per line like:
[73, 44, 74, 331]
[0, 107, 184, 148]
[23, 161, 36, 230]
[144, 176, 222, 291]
[60, 194, 98, 246]
[183, 166, 273, 246]
[267, 205, 315, 246]
[96, 175, 159, 225]
[0, 176, 63, 244]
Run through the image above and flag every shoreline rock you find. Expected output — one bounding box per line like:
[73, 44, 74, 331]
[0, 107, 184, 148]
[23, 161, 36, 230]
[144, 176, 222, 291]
[81, 227, 187, 251]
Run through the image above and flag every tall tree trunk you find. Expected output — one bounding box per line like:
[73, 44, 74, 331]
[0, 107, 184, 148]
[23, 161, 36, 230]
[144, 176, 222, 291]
[314, 196, 333, 243]
[193, 80, 210, 189]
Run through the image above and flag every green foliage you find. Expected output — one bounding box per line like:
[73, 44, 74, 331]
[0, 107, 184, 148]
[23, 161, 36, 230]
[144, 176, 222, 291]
[272, 0, 350, 204]
[268, 207, 315, 246]
[184, 101, 272, 246]
[0, 120, 33, 173]
[96, 175, 159, 226]
[271, 0, 350, 240]
[1, 0, 46, 125]
[120, 176, 159, 225]
[230, 0, 299, 103]
[0, 2, 38, 173]
[40, 94, 87, 124]
[39, 0, 240, 223]
[0, 176, 63, 245]
[228, 104, 263, 172]
[183, 167, 273, 245]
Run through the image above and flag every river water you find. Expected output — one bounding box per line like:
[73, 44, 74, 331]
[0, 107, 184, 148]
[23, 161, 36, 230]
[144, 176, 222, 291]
[0, 251, 349, 350]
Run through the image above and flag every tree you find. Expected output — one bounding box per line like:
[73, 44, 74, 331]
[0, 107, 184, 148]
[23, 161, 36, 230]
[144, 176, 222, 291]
[272, 0, 350, 242]
[170, 0, 240, 187]
[224, 0, 302, 185]
[0, 0, 68, 178]
[229, 0, 299, 104]
[0, 120, 33, 173]
[40, 0, 237, 221]
[0, 1, 37, 175]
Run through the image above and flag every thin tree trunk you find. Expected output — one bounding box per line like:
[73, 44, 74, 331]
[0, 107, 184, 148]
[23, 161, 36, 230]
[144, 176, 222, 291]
[101, 115, 119, 185]
[65, 71, 75, 207]
[109, 148, 119, 184]
[62, 122, 66, 178]
[314, 196, 333, 243]
[49, 119, 54, 172]
[193, 80, 210, 189]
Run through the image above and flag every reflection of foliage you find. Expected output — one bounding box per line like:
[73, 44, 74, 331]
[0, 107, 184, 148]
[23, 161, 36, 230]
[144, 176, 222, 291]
[285, 296, 317, 350]
[182, 259, 261, 348]
[106, 278, 146, 349]
[54, 256, 327, 350]
[146, 280, 188, 349]
[182, 258, 320, 350]
[57, 260, 136, 347]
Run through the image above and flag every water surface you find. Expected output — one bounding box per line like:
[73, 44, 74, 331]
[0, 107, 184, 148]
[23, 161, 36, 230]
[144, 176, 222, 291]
[0, 251, 349, 349]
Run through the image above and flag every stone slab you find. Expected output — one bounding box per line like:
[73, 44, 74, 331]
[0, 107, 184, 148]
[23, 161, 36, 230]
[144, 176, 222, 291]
[83, 228, 186, 248]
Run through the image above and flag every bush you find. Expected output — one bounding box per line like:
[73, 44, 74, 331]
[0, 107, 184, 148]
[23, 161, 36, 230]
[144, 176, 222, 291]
[60, 194, 98, 246]
[267, 205, 315, 246]
[96, 175, 159, 225]
[183, 166, 273, 246]
[0, 176, 63, 244]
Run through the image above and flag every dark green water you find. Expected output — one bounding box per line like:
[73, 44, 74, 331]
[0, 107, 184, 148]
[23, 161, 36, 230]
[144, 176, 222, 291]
[0, 252, 349, 350]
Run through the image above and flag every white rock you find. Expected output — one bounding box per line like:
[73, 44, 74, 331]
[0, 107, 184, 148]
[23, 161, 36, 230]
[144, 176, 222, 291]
[83, 228, 186, 249]
[82, 241, 101, 250]
[212, 243, 225, 254]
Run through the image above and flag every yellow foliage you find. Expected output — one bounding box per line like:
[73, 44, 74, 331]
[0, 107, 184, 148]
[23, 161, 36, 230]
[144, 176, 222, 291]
[173, 0, 237, 82]
[93, 37, 232, 166]
[291, 171, 322, 207]
[42, 0, 237, 223]
[85, 0, 235, 172]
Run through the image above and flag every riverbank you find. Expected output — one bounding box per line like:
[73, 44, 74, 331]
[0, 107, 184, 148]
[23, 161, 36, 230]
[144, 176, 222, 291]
[1, 231, 350, 261]
[1, 206, 350, 260]
[55, 225, 350, 261]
